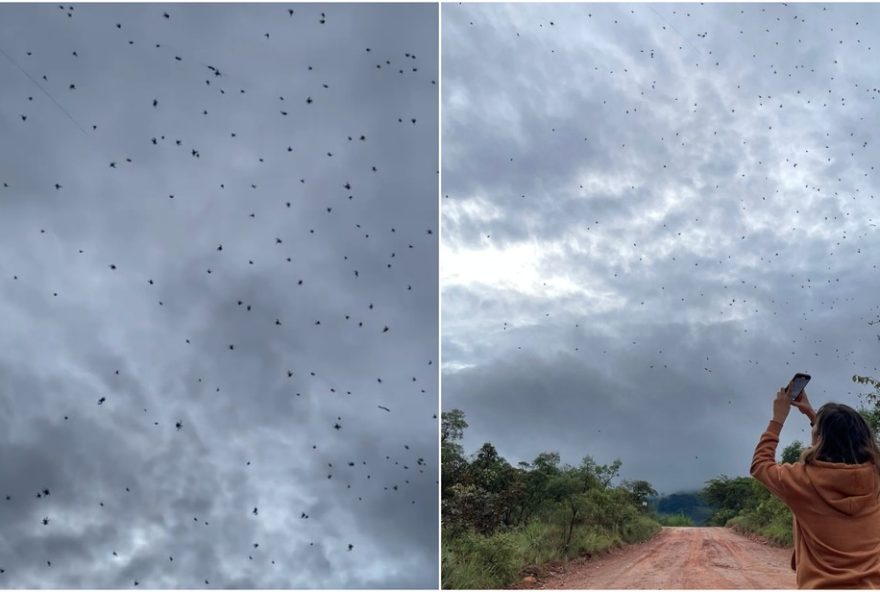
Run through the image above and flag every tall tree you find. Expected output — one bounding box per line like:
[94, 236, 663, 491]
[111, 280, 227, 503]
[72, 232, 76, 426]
[701, 475, 759, 525]
[442, 409, 469, 496]
[782, 441, 804, 464]
[620, 479, 658, 510]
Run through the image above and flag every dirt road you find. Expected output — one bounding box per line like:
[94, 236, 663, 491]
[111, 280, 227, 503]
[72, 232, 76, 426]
[534, 527, 796, 589]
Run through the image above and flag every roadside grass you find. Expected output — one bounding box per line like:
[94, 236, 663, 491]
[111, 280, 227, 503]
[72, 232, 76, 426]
[727, 509, 793, 547]
[442, 516, 661, 589]
[724, 484, 793, 547]
[656, 512, 695, 526]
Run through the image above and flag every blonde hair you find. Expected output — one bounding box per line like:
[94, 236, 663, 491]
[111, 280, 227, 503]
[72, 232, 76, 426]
[800, 403, 880, 473]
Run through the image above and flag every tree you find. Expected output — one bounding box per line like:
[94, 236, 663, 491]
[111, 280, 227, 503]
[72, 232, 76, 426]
[442, 483, 502, 535]
[442, 409, 468, 443]
[853, 375, 880, 437]
[440, 408, 662, 565]
[442, 409, 470, 496]
[620, 479, 658, 510]
[545, 470, 586, 548]
[510, 452, 560, 526]
[454, 443, 520, 533]
[531, 452, 562, 475]
[781, 441, 804, 464]
[469, 442, 514, 494]
[580, 455, 622, 490]
[441, 418, 522, 535]
[701, 475, 760, 526]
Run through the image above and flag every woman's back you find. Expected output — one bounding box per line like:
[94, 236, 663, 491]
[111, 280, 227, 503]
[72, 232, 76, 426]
[786, 458, 880, 588]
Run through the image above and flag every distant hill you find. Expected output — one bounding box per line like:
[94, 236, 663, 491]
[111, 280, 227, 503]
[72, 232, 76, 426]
[649, 491, 713, 525]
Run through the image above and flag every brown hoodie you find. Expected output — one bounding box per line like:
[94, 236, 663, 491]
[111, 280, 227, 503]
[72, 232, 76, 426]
[751, 419, 880, 589]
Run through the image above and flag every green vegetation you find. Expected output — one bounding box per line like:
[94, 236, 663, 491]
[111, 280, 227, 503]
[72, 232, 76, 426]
[650, 491, 713, 525]
[700, 472, 796, 546]
[853, 374, 880, 433]
[442, 410, 662, 589]
[656, 512, 695, 526]
[697, 440, 804, 546]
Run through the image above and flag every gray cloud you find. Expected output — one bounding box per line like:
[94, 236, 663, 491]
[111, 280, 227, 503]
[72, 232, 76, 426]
[442, 3, 880, 496]
[0, 2, 437, 588]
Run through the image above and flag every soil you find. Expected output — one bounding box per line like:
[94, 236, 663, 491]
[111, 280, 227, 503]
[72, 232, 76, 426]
[524, 527, 796, 589]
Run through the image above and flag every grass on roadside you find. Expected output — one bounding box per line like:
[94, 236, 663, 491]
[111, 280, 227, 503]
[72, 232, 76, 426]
[442, 517, 661, 589]
[656, 512, 695, 526]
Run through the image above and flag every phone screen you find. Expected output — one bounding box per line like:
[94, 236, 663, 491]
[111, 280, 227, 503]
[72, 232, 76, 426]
[788, 374, 810, 400]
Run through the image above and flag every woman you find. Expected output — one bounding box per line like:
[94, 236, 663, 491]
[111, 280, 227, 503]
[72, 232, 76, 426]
[751, 386, 880, 588]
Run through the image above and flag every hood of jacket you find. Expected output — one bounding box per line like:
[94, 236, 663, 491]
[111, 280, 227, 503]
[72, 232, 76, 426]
[805, 459, 880, 515]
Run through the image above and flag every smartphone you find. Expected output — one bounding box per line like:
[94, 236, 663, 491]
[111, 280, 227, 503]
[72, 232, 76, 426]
[787, 373, 811, 401]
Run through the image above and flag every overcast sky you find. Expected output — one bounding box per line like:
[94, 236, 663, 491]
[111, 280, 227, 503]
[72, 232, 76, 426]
[0, 3, 437, 588]
[441, 2, 880, 496]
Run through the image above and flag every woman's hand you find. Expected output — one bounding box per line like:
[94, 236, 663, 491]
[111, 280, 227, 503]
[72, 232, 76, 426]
[791, 388, 817, 422]
[772, 387, 791, 423]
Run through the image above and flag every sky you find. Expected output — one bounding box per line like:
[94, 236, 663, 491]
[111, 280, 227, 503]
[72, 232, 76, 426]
[0, 3, 437, 588]
[441, 2, 880, 496]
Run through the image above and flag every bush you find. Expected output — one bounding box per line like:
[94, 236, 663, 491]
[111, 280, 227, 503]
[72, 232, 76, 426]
[621, 515, 663, 543]
[569, 528, 621, 557]
[761, 520, 793, 547]
[724, 493, 793, 547]
[707, 506, 739, 526]
[657, 512, 695, 526]
[442, 529, 519, 589]
[442, 515, 663, 588]
[513, 521, 564, 567]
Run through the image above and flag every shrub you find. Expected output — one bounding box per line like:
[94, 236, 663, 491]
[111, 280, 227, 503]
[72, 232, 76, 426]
[622, 515, 663, 542]
[724, 493, 793, 547]
[442, 515, 663, 588]
[657, 512, 695, 526]
[568, 528, 621, 558]
[442, 529, 519, 589]
[707, 507, 739, 526]
[513, 521, 564, 567]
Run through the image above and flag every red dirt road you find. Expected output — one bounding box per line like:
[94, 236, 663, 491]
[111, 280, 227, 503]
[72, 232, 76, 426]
[535, 527, 796, 589]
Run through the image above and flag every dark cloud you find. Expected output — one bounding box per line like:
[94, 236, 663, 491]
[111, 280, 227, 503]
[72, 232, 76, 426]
[442, 3, 880, 496]
[0, 2, 437, 588]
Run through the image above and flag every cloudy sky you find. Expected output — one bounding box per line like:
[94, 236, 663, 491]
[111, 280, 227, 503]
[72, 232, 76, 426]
[442, 2, 880, 496]
[0, 3, 437, 588]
